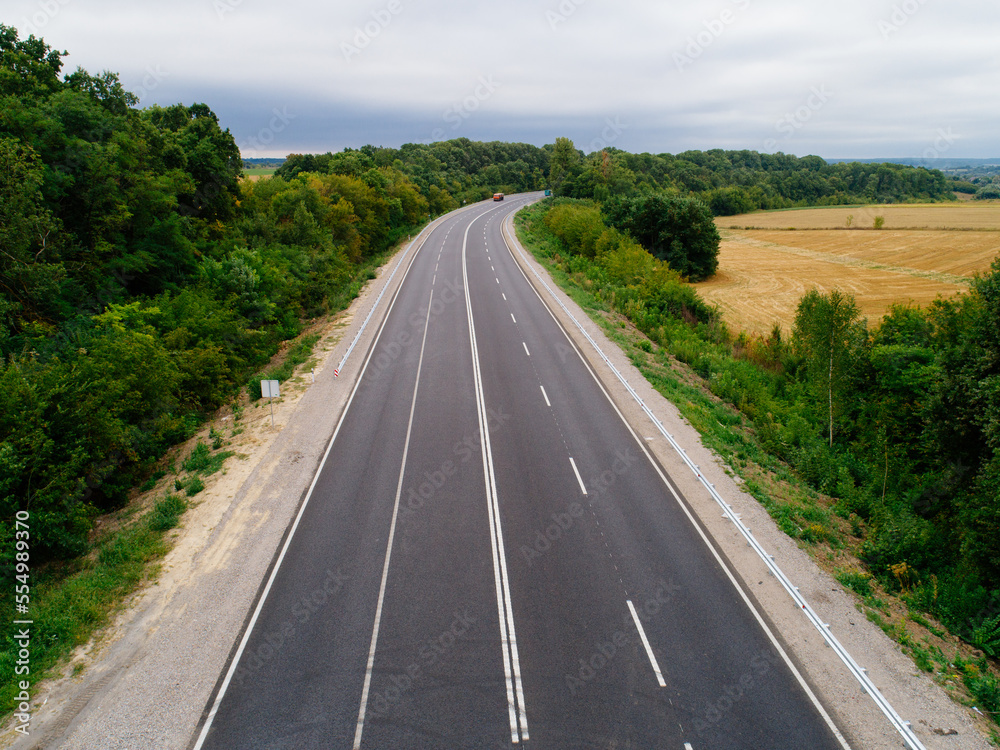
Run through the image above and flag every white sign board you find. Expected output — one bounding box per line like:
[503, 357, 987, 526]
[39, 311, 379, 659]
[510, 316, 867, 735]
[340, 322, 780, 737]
[261, 380, 280, 399]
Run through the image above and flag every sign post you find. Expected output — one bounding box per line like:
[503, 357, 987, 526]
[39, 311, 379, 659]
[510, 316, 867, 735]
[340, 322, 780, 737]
[261, 380, 280, 427]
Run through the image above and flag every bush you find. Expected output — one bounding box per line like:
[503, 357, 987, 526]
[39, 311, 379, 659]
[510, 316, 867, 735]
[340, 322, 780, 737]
[149, 495, 187, 531]
[602, 193, 721, 281]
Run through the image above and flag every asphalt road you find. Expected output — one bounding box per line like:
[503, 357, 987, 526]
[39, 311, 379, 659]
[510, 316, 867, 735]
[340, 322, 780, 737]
[193, 195, 849, 749]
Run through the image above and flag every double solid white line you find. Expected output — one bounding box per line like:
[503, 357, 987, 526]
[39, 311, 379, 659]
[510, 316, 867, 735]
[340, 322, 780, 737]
[462, 214, 529, 743]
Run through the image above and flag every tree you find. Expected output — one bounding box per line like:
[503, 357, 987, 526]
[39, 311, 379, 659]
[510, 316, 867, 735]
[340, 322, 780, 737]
[793, 288, 865, 447]
[548, 136, 579, 194]
[0, 25, 66, 97]
[601, 193, 721, 281]
[707, 186, 755, 216]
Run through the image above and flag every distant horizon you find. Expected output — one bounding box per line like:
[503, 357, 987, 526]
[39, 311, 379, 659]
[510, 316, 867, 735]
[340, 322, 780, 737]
[238, 149, 1000, 166]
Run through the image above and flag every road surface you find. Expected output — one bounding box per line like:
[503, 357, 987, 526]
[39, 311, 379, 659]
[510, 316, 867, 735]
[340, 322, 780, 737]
[193, 195, 848, 749]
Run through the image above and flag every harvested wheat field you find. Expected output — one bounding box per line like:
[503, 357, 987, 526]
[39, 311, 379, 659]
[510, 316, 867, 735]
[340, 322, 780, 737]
[718, 202, 1000, 230]
[697, 203, 1000, 334]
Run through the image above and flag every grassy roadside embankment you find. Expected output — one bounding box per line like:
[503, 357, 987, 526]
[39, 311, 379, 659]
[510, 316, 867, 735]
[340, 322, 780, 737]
[513, 200, 1000, 742]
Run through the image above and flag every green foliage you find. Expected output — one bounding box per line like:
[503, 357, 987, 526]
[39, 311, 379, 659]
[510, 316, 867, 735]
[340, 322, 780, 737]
[0, 25, 991, 713]
[544, 201, 605, 258]
[793, 289, 866, 447]
[972, 613, 1000, 658]
[149, 494, 186, 531]
[181, 441, 232, 476]
[248, 333, 320, 400]
[836, 569, 874, 598]
[708, 186, 756, 216]
[602, 193, 721, 281]
[553, 146, 954, 207]
[0, 490, 188, 712]
[549, 137, 581, 196]
[954, 654, 1000, 716]
[0, 25, 425, 573]
[539, 199, 716, 325]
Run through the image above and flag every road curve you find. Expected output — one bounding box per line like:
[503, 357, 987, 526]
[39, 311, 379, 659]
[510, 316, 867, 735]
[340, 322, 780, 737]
[191, 194, 848, 749]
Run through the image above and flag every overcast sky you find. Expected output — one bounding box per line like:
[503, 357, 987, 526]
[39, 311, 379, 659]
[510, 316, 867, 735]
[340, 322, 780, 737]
[9, 0, 1000, 159]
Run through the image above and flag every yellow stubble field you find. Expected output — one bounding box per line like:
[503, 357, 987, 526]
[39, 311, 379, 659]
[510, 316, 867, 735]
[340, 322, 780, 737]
[695, 203, 1000, 335]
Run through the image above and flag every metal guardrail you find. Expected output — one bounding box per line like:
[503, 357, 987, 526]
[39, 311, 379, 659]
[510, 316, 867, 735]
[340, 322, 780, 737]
[502, 213, 927, 750]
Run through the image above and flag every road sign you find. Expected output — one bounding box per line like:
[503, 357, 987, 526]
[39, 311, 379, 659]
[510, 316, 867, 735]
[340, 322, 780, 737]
[262, 380, 280, 427]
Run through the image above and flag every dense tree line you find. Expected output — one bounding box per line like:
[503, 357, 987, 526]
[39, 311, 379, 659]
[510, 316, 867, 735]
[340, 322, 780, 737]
[548, 141, 955, 212]
[0, 27, 428, 564]
[529, 198, 1000, 659]
[277, 139, 550, 211]
[283, 138, 957, 220]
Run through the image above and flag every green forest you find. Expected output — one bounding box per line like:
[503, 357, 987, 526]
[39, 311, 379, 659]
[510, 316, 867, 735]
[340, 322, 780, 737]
[2, 24, 996, 718]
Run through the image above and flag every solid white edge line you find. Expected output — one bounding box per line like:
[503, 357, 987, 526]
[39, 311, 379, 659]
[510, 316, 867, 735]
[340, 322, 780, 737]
[500, 210, 857, 750]
[540, 385, 551, 407]
[192, 208, 442, 750]
[568, 457, 588, 496]
[353, 288, 435, 749]
[627, 600, 667, 687]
